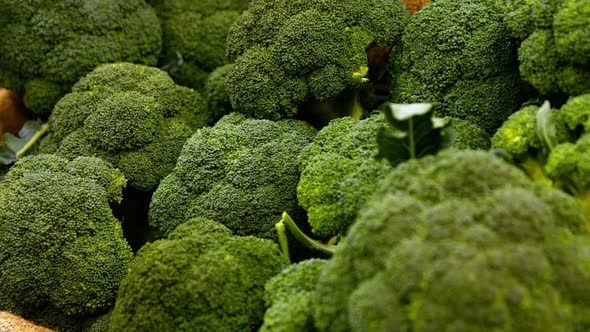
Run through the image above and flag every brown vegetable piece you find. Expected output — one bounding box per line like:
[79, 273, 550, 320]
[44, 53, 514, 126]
[0, 88, 28, 144]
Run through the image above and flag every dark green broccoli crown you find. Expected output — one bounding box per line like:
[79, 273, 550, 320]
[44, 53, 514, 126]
[149, 112, 317, 240]
[0, 154, 132, 321]
[40, 63, 211, 192]
[446, 117, 491, 150]
[152, 0, 250, 90]
[0, 0, 162, 113]
[225, 0, 410, 120]
[297, 113, 391, 238]
[504, 0, 590, 96]
[261, 259, 326, 332]
[110, 217, 287, 332]
[390, 0, 529, 133]
[314, 149, 589, 331]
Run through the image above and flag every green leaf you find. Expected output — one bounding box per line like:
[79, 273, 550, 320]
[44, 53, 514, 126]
[377, 102, 451, 167]
[0, 120, 47, 165]
[536, 100, 559, 150]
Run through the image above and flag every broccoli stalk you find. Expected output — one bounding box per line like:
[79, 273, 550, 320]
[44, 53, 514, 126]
[275, 212, 337, 263]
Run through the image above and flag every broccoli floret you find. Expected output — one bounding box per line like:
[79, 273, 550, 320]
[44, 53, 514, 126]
[390, 0, 530, 134]
[149, 112, 316, 240]
[0, 0, 162, 114]
[260, 259, 326, 332]
[204, 64, 235, 121]
[503, 0, 590, 96]
[446, 117, 491, 150]
[225, 0, 410, 122]
[297, 113, 391, 238]
[0, 154, 132, 330]
[109, 217, 287, 331]
[151, 0, 250, 90]
[313, 150, 589, 331]
[40, 63, 211, 192]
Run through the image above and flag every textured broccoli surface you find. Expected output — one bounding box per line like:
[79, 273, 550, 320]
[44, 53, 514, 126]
[0, 154, 132, 330]
[313, 150, 590, 331]
[447, 117, 491, 150]
[503, 0, 590, 96]
[297, 113, 391, 238]
[151, 0, 250, 90]
[149, 112, 316, 241]
[40, 63, 211, 192]
[225, 0, 410, 121]
[260, 259, 326, 332]
[204, 64, 235, 121]
[0, 0, 162, 114]
[390, 0, 530, 133]
[110, 217, 287, 331]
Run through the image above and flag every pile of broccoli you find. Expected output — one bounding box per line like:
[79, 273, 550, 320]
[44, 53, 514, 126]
[1, 0, 590, 331]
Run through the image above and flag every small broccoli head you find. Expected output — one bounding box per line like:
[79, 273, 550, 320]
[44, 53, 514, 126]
[0, 154, 132, 327]
[152, 0, 250, 90]
[446, 117, 491, 150]
[504, 0, 590, 96]
[110, 217, 287, 331]
[149, 112, 317, 240]
[204, 64, 235, 121]
[40, 63, 211, 192]
[313, 149, 589, 331]
[0, 0, 162, 114]
[260, 259, 326, 332]
[225, 0, 410, 121]
[390, 0, 530, 134]
[297, 113, 391, 238]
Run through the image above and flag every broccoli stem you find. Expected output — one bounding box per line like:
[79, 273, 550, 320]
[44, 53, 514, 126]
[16, 123, 48, 159]
[275, 221, 292, 264]
[276, 212, 337, 258]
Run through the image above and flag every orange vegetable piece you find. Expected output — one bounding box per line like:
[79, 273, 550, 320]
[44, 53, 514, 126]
[0, 88, 28, 144]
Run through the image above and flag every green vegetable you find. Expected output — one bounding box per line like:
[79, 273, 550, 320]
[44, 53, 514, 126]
[110, 217, 287, 331]
[0, 0, 162, 114]
[225, 0, 410, 122]
[314, 149, 590, 331]
[0, 120, 48, 166]
[0, 154, 132, 331]
[40, 63, 211, 192]
[390, 0, 530, 133]
[149, 112, 317, 241]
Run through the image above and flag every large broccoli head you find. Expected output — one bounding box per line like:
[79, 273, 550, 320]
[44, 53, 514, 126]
[151, 0, 250, 91]
[390, 0, 530, 134]
[225, 0, 410, 121]
[503, 0, 590, 96]
[0, 0, 162, 114]
[40, 63, 211, 192]
[0, 154, 132, 329]
[314, 150, 590, 331]
[149, 112, 317, 241]
[110, 217, 287, 331]
[260, 259, 326, 332]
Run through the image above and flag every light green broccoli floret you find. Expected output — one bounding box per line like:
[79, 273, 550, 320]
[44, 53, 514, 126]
[260, 259, 326, 332]
[313, 150, 589, 331]
[149, 112, 317, 240]
[109, 217, 287, 331]
[390, 0, 530, 134]
[225, 0, 410, 121]
[297, 113, 391, 238]
[40, 63, 212, 192]
[504, 0, 590, 96]
[152, 0, 250, 90]
[0, 0, 162, 114]
[0, 154, 132, 331]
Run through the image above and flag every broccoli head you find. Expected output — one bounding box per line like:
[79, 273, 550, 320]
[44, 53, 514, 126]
[0, 0, 162, 114]
[40, 63, 211, 192]
[110, 217, 287, 331]
[390, 0, 531, 133]
[204, 64, 235, 121]
[225, 0, 410, 121]
[260, 259, 326, 332]
[0, 154, 132, 329]
[151, 0, 250, 90]
[149, 112, 317, 240]
[314, 149, 590, 331]
[503, 0, 590, 96]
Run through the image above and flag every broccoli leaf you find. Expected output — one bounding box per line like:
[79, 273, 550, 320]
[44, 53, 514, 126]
[377, 103, 452, 166]
[536, 100, 559, 150]
[0, 120, 48, 165]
